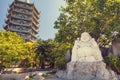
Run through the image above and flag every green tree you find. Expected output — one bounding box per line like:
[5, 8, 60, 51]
[0, 31, 37, 68]
[36, 39, 72, 69]
[0, 31, 26, 67]
[54, 42, 72, 69]
[36, 39, 56, 69]
[19, 42, 37, 68]
[54, 0, 120, 46]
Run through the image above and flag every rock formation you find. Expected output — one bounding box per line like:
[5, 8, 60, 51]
[111, 38, 120, 57]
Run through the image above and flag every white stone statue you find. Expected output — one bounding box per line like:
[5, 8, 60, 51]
[71, 32, 103, 62]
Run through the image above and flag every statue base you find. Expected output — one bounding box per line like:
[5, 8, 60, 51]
[56, 61, 118, 80]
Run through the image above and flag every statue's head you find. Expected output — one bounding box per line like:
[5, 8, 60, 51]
[81, 32, 91, 42]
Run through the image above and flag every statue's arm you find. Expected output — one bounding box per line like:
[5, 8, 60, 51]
[91, 38, 99, 48]
[91, 38, 103, 60]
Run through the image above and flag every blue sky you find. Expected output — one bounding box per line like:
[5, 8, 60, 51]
[0, 0, 66, 40]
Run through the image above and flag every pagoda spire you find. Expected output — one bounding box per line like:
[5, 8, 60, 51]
[25, 0, 30, 3]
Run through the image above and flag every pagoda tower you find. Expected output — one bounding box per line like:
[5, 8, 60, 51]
[4, 0, 40, 41]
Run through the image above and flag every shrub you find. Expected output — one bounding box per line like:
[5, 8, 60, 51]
[104, 55, 120, 74]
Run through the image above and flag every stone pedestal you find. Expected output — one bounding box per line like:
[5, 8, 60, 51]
[56, 62, 118, 80]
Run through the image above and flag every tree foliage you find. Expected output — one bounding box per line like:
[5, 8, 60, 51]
[54, 0, 120, 46]
[0, 31, 25, 67]
[54, 42, 72, 69]
[105, 55, 120, 74]
[36, 39, 56, 69]
[36, 39, 72, 69]
[0, 31, 37, 68]
[19, 42, 37, 68]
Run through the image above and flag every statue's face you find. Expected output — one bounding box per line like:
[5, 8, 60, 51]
[81, 32, 91, 42]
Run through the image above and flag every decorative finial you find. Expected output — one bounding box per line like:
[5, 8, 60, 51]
[25, 0, 30, 3]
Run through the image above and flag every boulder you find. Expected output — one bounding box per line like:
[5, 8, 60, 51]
[65, 49, 71, 63]
[111, 39, 120, 57]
